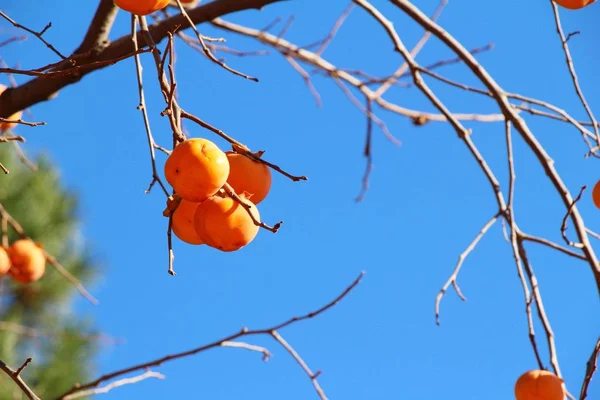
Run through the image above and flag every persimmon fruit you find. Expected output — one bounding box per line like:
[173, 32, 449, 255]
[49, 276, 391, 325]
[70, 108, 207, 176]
[552, 0, 596, 9]
[225, 152, 272, 204]
[515, 370, 565, 400]
[171, 199, 204, 245]
[0, 247, 11, 276]
[0, 84, 23, 132]
[164, 138, 230, 202]
[114, 0, 170, 15]
[593, 180, 600, 209]
[193, 195, 260, 252]
[7, 239, 46, 283]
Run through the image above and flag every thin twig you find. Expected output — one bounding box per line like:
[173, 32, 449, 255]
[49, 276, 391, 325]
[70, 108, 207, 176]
[4, 131, 38, 171]
[271, 330, 327, 399]
[62, 370, 165, 400]
[332, 77, 400, 146]
[285, 55, 322, 107]
[435, 213, 500, 325]
[520, 233, 585, 260]
[277, 15, 295, 39]
[178, 31, 268, 58]
[167, 214, 175, 276]
[44, 251, 99, 306]
[560, 186, 586, 249]
[0, 135, 25, 142]
[220, 341, 271, 361]
[355, 99, 374, 202]
[1, 216, 8, 248]
[0, 118, 44, 128]
[315, 3, 355, 55]
[0, 35, 27, 48]
[222, 183, 283, 233]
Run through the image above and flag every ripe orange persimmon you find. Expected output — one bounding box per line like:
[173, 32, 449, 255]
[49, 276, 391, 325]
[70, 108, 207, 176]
[172, 199, 204, 245]
[7, 239, 46, 283]
[593, 180, 600, 209]
[164, 138, 230, 202]
[0, 247, 11, 276]
[515, 370, 565, 400]
[114, 0, 170, 15]
[0, 84, 23, 132]
[225, 152, 272, 204]
[193, 195, 260, 252]
[553, 0, 596, 9]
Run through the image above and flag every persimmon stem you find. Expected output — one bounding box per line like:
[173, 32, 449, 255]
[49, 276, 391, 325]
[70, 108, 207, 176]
[222, 183, 282, 233]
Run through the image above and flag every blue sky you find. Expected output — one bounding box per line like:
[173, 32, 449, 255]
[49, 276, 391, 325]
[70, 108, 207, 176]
[2, 0, 600, 399]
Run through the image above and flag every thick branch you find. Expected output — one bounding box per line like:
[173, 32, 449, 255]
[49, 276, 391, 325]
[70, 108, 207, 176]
[74, 0, 119, 55]
[0, 0, 282, 118]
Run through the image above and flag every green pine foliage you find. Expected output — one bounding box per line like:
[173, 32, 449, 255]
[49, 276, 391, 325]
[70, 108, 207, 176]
[0, 144, 100, 399]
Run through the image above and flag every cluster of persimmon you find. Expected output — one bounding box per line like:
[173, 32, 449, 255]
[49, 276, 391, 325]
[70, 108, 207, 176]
[0, 84, 23, 133]
[553, 0, 596, 9]
[114, 0, 196, 16]
[164, 138, 272, 252]
[515, 370, 565, 400]
[0, 239, 46, 284]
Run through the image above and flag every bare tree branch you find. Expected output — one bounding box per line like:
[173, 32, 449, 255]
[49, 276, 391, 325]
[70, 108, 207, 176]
[0, 358, 40, 400]
[54, 272, 364, 400]
[580, 337, 600, 400]
[0, 0, 284, 118]
[389, 0, 600, 296]
[211, 18, 506, 124]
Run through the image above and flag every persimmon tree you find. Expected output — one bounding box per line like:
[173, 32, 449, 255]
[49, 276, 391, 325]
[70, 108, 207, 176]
[0, 0, 599, 399]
